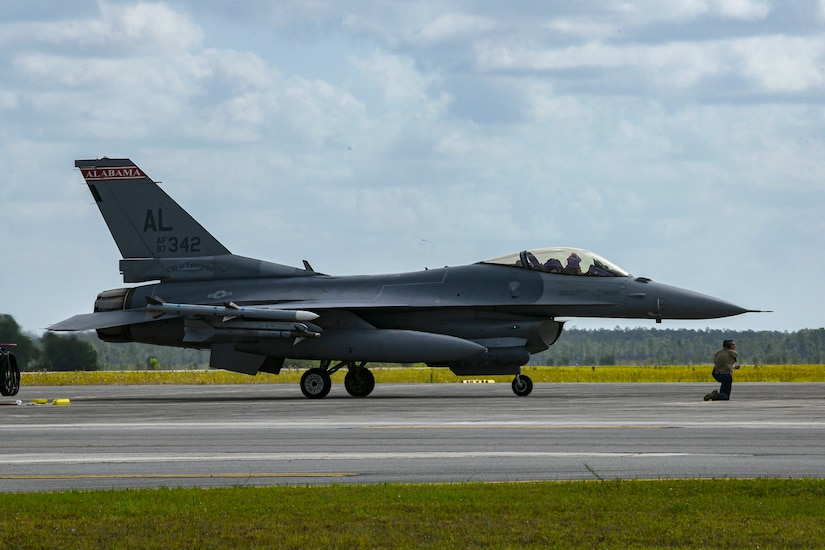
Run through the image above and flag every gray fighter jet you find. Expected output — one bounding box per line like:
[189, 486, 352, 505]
[50, 158, 759, 398]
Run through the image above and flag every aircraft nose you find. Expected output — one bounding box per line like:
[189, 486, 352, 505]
[653, 282, 752, 320]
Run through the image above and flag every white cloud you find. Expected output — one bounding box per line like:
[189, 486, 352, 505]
[343, 6, 495, 48]
[9, 38, 369, 148]
[352, 51, 451, 123]
[0, 1, 203, 54]
[714, 0, 771, 20]
[476, 33, 825, 97]
[543, 18, 618, 40]
[607, 0, 770, 22]
[411, 12, 496, 45]
[475, 39, 724, 91]
[97, 1, 204, 52]
[732, 35, 825, 93]
[0, 90, 17, 109]
[279, 77, 368, 147]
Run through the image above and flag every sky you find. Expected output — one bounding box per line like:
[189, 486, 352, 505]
[1, 0, 824, 337]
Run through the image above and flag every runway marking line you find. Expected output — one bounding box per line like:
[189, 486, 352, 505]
[363, 425, 665, 430]
[0, 472, 356, 480]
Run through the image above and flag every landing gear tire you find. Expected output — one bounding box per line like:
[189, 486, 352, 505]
[0, 353, 20, 397]
[344, 367, 375, 397]
[511, 374, 533, 397]
[300, 368, 332, 399]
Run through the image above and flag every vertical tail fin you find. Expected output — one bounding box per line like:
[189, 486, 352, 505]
[76, 158, 308, 283]
[75, 158, 230, 260]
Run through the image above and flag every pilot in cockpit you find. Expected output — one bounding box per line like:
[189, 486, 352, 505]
[563, 252, 582, 274]
[587, 258, 614, 277]
[544, 257, 563, 273]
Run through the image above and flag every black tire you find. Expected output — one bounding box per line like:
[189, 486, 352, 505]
[0, 353, 21, 397]
[344, 368, 375, 397]
[511, 374, 533, 397]
[300, 368, 332, 399]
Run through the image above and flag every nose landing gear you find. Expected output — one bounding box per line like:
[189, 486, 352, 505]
[511, 374, 533, 397]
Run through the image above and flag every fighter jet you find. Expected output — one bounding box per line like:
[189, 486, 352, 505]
[49, 158, 758, 398]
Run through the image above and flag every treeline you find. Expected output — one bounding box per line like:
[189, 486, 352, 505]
[2, 315, 103, 371]
[90, 327, 824, 369]
[532, 327, 825, 366]
[3, 313, 824, 370]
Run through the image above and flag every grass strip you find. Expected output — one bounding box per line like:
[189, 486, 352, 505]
[20, 363, 825, 386]
[1, 479, 824, 548]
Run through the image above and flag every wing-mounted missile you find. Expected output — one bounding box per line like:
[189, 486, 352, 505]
[183, 319, 323, 344]
[145, 297, 323, 345]
[146, 296, 319, 323]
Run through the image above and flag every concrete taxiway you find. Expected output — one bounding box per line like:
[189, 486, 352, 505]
[1, 382, 823, 492]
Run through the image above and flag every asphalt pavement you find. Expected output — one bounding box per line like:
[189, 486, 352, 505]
[1, 382, 823, 492]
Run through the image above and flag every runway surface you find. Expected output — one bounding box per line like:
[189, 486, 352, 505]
[1, 382, 824, 492]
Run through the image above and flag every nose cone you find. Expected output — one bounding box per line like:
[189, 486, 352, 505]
[653, 282, 753, 320]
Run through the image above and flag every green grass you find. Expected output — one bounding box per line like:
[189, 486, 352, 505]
[1, 479, 823, 548]
[20, 363, 825, 386]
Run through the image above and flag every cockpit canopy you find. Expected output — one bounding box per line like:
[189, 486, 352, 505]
[481, 247, 630, 278]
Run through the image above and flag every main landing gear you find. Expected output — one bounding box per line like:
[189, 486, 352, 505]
[299, 360, 375, 399]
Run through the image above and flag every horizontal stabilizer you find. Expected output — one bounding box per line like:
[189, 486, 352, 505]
[48, 309, 160, 332]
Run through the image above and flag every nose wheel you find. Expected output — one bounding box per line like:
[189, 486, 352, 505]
[511, 374, 533, 397]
